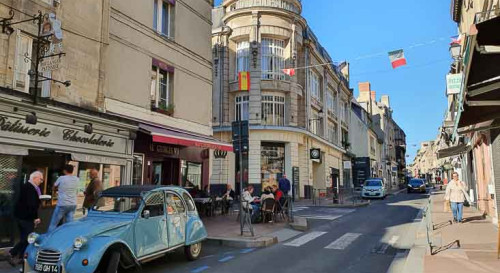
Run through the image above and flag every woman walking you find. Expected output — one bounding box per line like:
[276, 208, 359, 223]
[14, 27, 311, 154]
[444, 172, 470, 223]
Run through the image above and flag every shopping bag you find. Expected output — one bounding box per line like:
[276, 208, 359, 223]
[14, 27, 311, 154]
[444, 200, 451, 212]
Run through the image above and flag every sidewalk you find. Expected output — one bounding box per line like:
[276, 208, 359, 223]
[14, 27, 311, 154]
[424, 191, 500, 273]
[204, 212, 304, 248]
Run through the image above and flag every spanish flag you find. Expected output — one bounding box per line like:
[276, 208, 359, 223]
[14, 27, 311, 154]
[238, 71, 250, 91]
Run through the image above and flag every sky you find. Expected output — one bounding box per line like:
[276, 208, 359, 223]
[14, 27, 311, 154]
[215, 0, 457, 163]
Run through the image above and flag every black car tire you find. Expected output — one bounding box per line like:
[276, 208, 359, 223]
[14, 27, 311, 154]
[185, 242, 202, 261]
[407, 189, 411, 193]
[105, 251, 120, 273]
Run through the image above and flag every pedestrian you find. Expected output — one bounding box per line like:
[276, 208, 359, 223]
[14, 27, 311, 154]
[278, 174, 291, 196]
[83, 168, 103, 213]
[272, 184, 285, 205]
[222, 183, 235, 214]
[444, 172, 470, 223]
[8, 171, 42, 266]
[48, 164, 79, 232]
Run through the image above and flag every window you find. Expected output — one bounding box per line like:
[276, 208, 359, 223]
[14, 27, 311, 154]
[94, 197, 142, 213]
[308, 70, 321, 101]
[261, 143, 285, 188]
[326, 88, 337, 114]
[182, 192, 196, 212]
[235, 95, 249, 121]
[153, 0, 172, 37]
[151, 65, 173, 111]
[344, 102, 349, 122]
[370, 136, 376, 156]
[339, 101, 345, 122]
[236, 41, 250, 76]
[166, 192, 186, 214]
[311, 110, 323, 136]
[142, 192, 165, 217]
[327, 122, 338, 144]
[261, 38, 285, 80]
[14, 32, 33, 93]
[262, 95, 285, 126]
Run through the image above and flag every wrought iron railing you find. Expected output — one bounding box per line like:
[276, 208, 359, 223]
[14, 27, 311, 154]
[228, 0, 301, 14]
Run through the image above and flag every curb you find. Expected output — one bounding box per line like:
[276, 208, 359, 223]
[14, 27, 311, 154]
[289, 216, 308, 231]
[206, 236, 278, 248]
[299, 201, 370, 209]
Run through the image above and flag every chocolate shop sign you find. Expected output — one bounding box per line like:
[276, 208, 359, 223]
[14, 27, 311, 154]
[0, 115, 124, 152]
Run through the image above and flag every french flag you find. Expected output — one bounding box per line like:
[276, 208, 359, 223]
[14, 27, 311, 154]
[450, 34, 462, 45]
[388, 49, 407, 69]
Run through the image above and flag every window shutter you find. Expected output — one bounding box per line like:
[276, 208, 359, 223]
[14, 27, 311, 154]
[14, 32, 33, 93]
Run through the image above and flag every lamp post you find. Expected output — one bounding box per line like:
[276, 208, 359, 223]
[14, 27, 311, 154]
[449, 43, 462, 60]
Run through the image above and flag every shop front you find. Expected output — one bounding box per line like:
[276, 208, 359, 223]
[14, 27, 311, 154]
[0, 96, 136, 248]
[134, 124, 233, 194]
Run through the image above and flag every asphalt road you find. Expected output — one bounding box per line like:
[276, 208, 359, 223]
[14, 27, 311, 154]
[136, 190, 430, 273]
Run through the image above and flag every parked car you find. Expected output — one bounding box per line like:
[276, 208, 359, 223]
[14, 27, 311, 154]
[24, 185, 207, 273]
[361, 178, 386, 199]
[407, 179, 427, 193]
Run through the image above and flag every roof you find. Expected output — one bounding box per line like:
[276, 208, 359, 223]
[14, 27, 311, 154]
[101, 185, 184, 197]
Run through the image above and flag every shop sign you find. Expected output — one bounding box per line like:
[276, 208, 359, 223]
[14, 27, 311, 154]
[0, 115, 126, 153]
[446, 73, 463, 95]
[310, 148, 321, 160]
[150, 143, 179, 156]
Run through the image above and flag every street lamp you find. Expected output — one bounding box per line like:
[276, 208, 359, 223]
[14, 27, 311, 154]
[449, 43, 462, 60]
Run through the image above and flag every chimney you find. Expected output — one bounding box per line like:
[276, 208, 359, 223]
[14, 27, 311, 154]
[381, 95, 390, 108]
[358, 82, 371, 102]
[371, 91, 376, 101]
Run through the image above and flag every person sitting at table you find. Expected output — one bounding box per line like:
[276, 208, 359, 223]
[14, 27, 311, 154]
[241, 185, 259, 221]
[222, 184, 235, 213]
[272, 184, 285, 206]
[260, 187, 274, 202]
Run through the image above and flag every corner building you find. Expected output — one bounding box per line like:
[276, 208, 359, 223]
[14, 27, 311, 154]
[211, 0, 353, 198]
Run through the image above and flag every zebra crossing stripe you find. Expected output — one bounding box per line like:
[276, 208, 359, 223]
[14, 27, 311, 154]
[284, 231, 327, 247]
[324, 233, 362, 250]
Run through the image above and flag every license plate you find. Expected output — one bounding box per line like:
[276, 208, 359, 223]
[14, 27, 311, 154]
[369, 192, 376, 196]
[35, 263, 59, 273]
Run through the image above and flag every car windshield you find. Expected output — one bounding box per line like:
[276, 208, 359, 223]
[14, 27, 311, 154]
[365, 180, 382, 187]
[410, 180, 424, 185]
[93, 196, 142, 213]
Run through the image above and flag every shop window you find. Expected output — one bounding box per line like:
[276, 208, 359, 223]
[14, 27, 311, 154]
[143, 192, 165, 218]
[236, 41, 250, 78]
[181, 161, 202, 189]
[13, 32, 33, 93]
[151, 65, 174, 113]
[0, 155, 21, 247]
[261, 38, 285, 80]
[261, 143, 285, 188]
[262, 95, 285, 126]
[235, 95, 249, 121]
[132, 154, 144, 185]
[153, 0, 173, 37]
[152, 162, 162, 185]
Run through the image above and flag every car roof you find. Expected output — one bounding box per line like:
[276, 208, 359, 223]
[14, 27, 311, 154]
[101, 185, 187, 197]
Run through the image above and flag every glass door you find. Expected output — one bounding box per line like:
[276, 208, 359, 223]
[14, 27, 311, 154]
[153, 162, 163, 185]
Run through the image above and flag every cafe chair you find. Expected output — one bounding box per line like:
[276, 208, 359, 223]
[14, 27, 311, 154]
[261, 198, 276, 223]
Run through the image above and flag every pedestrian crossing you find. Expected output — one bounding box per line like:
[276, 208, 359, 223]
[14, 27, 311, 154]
[283, 231, 400, 254]
[292, 207, 355, 221]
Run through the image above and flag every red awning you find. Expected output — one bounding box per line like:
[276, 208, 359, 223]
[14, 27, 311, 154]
[139, 123, 233, 152]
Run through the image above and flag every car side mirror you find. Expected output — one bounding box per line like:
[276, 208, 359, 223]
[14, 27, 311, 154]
[142, 210, 150, 219]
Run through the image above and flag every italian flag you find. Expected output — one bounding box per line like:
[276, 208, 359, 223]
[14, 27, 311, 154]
[388, 49, 407, 69]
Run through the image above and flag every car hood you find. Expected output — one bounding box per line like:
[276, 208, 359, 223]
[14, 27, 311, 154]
[39, 216, 133, 251]
[363, 186, 383, 190]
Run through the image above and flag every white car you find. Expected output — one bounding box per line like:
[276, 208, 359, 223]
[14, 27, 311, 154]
[361, 179, 386, 199]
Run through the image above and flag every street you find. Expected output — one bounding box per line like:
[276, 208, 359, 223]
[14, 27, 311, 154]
[135, 191, 429, 273]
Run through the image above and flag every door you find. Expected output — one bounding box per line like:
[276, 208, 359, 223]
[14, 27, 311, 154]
[165, 192, 187, 247]
[152, 162, 162, 185]
[135, 192, 168, 257]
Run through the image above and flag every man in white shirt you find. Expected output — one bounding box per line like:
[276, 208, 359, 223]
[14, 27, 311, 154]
[48, 164, 79, 232]
[241, 185, 259, 220]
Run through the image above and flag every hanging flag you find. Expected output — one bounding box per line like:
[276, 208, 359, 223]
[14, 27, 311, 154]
[238, 71, 250, 91]
[388, 49, 407, 69]
[450, 34, 462, 45]
[282, 68, 295, 76]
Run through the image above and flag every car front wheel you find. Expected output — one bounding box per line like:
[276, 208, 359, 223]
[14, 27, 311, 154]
[105, 251, 120, 273]
[185, 242, 202, 261]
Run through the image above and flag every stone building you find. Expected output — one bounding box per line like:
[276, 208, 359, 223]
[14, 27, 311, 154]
[211, 0, 353, 198]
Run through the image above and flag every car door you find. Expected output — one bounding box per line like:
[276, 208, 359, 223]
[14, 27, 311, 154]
[135, 192, 168, 257]
[165, 191, 187, 247]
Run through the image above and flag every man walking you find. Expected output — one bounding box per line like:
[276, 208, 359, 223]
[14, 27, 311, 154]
[83, 168, 102, 213]
[8, 171, 42, 266]
[278, 174, 291, 196]
[445, 172, 470, 223]
[48, 164, 78, 232]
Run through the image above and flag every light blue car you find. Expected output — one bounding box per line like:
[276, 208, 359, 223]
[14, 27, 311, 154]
[24, 185, 207, 273]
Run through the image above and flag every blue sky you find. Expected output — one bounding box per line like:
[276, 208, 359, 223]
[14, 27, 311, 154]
[215, 0, 457, 163]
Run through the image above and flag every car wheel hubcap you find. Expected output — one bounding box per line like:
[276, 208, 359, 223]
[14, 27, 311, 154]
[191, 243, 201, 256]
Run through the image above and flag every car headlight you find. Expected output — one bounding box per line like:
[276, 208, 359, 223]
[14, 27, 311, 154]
[74, 237, 88, 250]
[27, 233, 39, 244]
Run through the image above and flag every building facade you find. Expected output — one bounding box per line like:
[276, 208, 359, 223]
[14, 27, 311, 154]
[211, 0, 353, 198]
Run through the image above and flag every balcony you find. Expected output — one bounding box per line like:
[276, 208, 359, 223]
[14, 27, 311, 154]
[225, 0, 302, 14]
